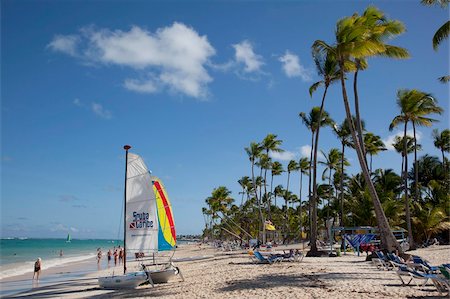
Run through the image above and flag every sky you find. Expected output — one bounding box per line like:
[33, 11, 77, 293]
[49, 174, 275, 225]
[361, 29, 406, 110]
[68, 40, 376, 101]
[1, 0, 449, 239]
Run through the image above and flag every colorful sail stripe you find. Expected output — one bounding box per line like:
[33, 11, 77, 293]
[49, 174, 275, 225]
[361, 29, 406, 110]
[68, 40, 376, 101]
[153, 180, 176, 247]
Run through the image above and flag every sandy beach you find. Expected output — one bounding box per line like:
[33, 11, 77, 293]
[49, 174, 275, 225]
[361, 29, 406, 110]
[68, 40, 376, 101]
[2, 243, 449, 298]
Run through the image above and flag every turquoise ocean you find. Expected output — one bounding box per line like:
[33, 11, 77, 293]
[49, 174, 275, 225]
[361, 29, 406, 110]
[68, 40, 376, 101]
[0, 238, 122, 280]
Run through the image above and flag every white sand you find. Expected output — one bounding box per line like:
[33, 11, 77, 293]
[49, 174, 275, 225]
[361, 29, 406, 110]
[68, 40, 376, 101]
[3, 244, 450, 298]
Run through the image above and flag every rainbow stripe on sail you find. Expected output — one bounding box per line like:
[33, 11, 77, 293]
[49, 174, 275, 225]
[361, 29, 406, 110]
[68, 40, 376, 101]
[152, 177, 176, 251]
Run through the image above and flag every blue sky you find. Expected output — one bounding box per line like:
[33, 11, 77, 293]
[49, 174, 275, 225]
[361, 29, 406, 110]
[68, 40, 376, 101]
[1, 1, 448, 239]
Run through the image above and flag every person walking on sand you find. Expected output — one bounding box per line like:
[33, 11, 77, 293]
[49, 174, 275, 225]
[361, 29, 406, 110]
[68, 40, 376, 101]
[33, 258, 41, 280]
[118, 246, 123, 265]
[107, 249, 112, 264]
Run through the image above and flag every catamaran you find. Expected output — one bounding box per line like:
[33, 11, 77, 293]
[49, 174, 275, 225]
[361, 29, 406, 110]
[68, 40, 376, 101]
[98, 145, 182, 289]
[66, 233, 71, 243]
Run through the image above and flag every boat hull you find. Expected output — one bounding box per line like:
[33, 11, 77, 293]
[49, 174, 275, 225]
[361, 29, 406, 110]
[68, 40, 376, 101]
[98, 271, 148, 289]
[146, 268, 178, 283]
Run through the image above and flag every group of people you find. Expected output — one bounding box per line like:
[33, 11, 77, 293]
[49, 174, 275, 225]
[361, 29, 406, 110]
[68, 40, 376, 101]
[97, 246, 124, 266]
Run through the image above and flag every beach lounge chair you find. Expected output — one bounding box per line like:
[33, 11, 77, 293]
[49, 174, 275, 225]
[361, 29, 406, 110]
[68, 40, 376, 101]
[372, 251, 392, 270]
[396, 264, 436, 286]
[253, 251, 283, 264]
[412, 256, 440, 273]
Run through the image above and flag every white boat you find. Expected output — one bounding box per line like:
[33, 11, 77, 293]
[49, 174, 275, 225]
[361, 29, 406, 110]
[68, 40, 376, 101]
[98, 145, 182, 289]
[98, 271, 148, 289]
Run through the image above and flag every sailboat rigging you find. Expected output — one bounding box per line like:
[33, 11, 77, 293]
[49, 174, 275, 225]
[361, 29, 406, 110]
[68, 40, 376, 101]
[98, 145, 182, 289]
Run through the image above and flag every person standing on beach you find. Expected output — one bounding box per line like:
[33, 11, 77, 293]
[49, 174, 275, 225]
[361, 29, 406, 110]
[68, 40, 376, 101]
[118, 246, 123, 265]
[97, 248, 102, 264]
[107, 249, 112, 265]
[113, 248, 118, 266]
[33, 258, 41, 280]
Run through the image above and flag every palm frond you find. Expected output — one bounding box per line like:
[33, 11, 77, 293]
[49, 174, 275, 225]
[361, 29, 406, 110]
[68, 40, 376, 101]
[309, 81, 323, 97]
[438, 75, 450, 83]
[433, 21, 450, 50]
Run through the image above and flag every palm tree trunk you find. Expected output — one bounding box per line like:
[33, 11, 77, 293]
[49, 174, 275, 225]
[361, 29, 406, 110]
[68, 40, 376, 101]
[402, 121, 413, 250]
[269, 174, 274, 219]
[299, 171, 303, 236]
[251, 159, 264, 241]
[339, 142, 345, 227]
[285, 172, 291, 243]
[309, 85, 329, 256]
[370, 154, 373, 173]
[339, 59, 402, 254]
[241, 187, 245, 207]
[308, 132, 314, 247]
[354, 67, 366, 160]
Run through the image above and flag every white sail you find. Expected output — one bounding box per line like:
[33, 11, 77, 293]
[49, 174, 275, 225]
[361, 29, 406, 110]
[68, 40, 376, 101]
[125, 153, 159, 254]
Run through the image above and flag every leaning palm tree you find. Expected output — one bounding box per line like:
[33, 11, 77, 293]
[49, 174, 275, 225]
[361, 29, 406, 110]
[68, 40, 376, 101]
[312, 7, 407, 253]
[269, 161, 284, 218]
[389, 89, 443, 249]
[364, 132, 387, 173]
[432, 128, 450, 167]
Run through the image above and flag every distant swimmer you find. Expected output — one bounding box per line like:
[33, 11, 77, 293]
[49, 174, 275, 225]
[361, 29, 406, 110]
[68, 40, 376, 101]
[60, 250, 63, 257]
[33, 258, 41, 280]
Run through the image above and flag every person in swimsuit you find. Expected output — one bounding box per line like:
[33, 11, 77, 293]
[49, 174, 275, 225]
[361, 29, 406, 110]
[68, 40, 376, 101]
[33, 258, 41, 280]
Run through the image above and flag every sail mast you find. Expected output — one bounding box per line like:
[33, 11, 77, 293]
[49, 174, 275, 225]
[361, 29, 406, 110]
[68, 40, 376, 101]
[123, 145, 131, 274]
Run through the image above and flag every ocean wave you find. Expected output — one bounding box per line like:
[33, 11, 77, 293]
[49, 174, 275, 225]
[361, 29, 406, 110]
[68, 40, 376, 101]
[0, 253, 96, 280]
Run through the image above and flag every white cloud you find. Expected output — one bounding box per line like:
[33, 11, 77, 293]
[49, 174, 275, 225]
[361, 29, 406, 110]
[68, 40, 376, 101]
[47, 35, 80, 56]
[383, 130, 422, 151]
[300, 145, 313, 158]
[74, 98, 112, 119]
[269, 150, 296, 161]
[124, 78, 159, 93]
[279, 51, 312, 81]
[232, 40, 264, 73]
[299, 145, 324, 159]
[91, 102, 112, 119]
[49, 23, 215, 99]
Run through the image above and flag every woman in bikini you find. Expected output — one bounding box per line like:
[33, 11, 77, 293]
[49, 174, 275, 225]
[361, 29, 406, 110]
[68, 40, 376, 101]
[33, 258, 41, 280]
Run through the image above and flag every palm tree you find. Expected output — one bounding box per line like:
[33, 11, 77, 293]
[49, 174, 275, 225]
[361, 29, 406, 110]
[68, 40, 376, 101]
[312, 7, 407, 253]
[390, 89, 443, 249]
[285, 160, 299, 241]
[421, 0, 450, 82]
[333, 117, 358, 227]
[298, 157, 310, 236]
[269, 161, 284, 218]
[432, 129, 450, 167]
[351, 7, 409, 156]
[392, 135, 419, 179]
[273, 184, 284, 207]
[261, 134, 284, 211]
[238, 176, 250, 207]
[364, 132, 387, 173]
[320, 148, 348, 232]
[300, 107, 333, 254]
[245, 142, 263, 235]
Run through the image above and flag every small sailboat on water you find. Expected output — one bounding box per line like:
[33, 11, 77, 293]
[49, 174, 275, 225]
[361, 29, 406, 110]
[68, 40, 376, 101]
[98, 145, 182, 289]
[66, 233, 71, 243]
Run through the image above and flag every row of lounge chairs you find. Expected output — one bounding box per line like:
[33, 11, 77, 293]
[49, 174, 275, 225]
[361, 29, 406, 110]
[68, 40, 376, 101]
[372, 250, 450, 295]
[250, 249, 304, 264]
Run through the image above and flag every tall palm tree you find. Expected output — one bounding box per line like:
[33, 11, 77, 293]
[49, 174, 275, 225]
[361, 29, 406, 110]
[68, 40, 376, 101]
[245, 142, 263, 235]
[270, 161, 284, 218]
[333, 117, 359, 227]
[261, 134, 284, 209]
[312, 7, 407, 253]
[392, 135, 419, 179]
[273, 184, 284, 207]
[364, 132, 387, 173]
[285, 160, 299, 241]
[390, 89, 443, 249]
[320, 148, 348, 230]
[298, 157, 310, 235]
[351, 7, 409, 155]
[432, 129, 450, 167]
[300, 107, 333, 254]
